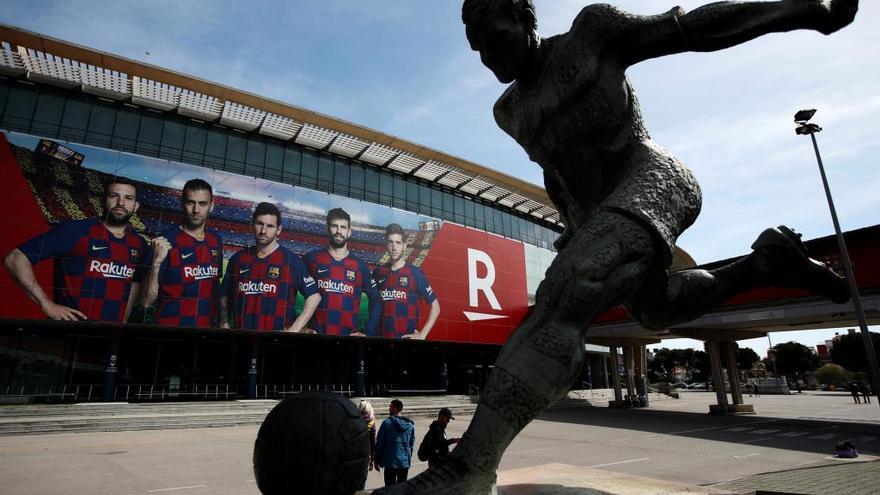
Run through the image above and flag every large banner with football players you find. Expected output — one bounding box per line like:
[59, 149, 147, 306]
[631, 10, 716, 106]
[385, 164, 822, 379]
[0, 130, 552, 344]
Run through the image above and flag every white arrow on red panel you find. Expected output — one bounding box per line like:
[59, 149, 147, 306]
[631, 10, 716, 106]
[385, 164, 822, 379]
[463, 311, 508, 322]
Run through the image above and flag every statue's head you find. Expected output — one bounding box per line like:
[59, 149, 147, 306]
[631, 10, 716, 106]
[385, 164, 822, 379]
[462, 0, 538, 84]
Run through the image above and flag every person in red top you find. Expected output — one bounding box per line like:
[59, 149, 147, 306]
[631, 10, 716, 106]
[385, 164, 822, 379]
[373, 223, 440, 339]
[141, 179, 224, 327]
[4, 177, 146, 322]
[220, 202, 320, 331]
[303, 208, 381, 336]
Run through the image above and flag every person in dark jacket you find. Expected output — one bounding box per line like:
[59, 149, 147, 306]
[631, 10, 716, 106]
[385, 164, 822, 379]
[374, 399, 415, 486]
[422, 408, 460, 468]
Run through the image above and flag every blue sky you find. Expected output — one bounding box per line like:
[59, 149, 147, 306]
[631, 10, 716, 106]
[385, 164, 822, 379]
[2, 0, 877, 357]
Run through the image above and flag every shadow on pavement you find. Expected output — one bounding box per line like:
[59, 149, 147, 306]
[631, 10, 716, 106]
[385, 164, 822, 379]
[536, 406, 880, 456]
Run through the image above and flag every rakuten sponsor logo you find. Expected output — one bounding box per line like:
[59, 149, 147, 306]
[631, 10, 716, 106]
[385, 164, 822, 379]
[380, 288, 407, 301]
[89, 259, 134, 279]
[239, 280, 277, 295]
[184, 265, 219, 280]
[318, 279, 354, 295]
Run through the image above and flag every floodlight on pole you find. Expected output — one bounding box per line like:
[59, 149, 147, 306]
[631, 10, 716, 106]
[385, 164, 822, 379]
[794, 109, 880, 407]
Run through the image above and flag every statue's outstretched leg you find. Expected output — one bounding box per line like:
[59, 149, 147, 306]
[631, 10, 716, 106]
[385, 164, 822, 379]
[628, 225, 849, 329]
[374, 212, 659, 494]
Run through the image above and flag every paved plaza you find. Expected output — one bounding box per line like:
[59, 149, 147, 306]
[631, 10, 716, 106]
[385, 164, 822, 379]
[0, 390, 877, 494]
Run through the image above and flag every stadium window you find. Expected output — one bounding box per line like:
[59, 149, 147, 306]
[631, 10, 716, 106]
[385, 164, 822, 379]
[332, 157, 349, 195]
[159, 120, 185, 161]
[59, 95, 90, 142]
[204, 127, 227, 169]
[392, 175, 407, 209]
[182, 124, 207, 165]
[431, 189, 443, 218]
[300, 150, 318, 189]
[224, 133, 246, 174]
[264, 142, 283, 181]
[86, 100, 117, 147]
[454, 195, 465, 224]
[418, 183, 431, 215]
[0, 81, 9, 118]
[137, 112, 164, 157]
[31, 91, 65, 137]
[112, 106, 140, 153]
[379, 173, 393, 206]
[1, 84, 38, 133]
[282, 146, 301, 184]
[442, 191, 455, 218]
[364, 167, 379, 203]
[349, 163, 365, 200]
[317, 154, 334, 192]
[406, 180, 419, 212]
[245, 137, 266, 176]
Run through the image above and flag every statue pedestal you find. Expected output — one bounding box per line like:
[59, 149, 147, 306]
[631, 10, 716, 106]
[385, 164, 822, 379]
[709, 404, 755, 415]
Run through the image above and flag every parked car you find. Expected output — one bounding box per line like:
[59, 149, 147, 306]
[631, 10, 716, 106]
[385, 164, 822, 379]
[672, 382, 688, 389]
[687, 382, 708, 390]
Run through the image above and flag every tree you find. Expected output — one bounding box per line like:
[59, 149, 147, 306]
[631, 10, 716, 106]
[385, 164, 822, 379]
[692, 350, 711, 383]
[772, 341, 820, 376]
[735, 346, 760, 372]
[830, 331, 880, 373]
[814, 363, 848, 386]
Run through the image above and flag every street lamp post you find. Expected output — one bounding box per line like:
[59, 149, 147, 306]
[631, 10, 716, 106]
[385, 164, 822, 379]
[794, 109, 880, 407]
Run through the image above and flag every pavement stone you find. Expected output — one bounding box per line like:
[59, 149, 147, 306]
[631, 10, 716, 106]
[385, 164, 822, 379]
[713, 458, 880, 495]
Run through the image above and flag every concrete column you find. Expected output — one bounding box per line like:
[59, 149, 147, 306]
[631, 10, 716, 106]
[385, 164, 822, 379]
[722, 342, 744, 405]
[356, 343, 366, 397]
[705, 340, 728, 409]
[608, 346, 623, 406]
[102, 329, 123, 401]
[623, 346, 636, 402]
[602, 354, 610, 388]
[246, 335, 258, 399]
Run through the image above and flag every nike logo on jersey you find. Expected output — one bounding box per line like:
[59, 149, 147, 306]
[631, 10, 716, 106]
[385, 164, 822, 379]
[317, 268, 329, 274]
[376, 278, 386, 285]
[181, 252, 194, 259]
[91, 245, 108, 252]
[239, 268, 250, 274]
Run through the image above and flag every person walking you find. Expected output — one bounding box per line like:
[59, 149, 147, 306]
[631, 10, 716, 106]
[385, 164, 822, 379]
[859, 383, 871, 404]
[375, 399, 415, 486]
[420, 408, 460, 468]
[850, 383, 861, 404]
[358, 400, 378, 490]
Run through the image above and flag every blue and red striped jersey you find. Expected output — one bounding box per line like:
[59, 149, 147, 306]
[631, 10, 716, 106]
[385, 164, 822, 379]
[150, 227, 223, 328]
[303, 248, 381, 336]
[18, 218, 147, 322]
[221, 245, 318, 331]
[372, 263, 436, 338]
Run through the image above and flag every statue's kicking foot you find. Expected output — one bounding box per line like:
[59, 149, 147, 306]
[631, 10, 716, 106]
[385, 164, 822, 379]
[751, 225, 849, 304]
[372, 456, 497, 495]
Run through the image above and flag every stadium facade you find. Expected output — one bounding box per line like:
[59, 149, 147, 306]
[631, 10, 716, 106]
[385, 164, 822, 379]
[0, 25, 693, 402]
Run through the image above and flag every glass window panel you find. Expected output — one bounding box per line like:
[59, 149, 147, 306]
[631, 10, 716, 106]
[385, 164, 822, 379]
[379, 173, 393, 205]
[390, 175, 405, 209]
[86, 101, 116, 147]
[0, 81, 10, 117]
[453, 195, 465, 223]
[245, 137, 266, 176]
[282, 146, 301, 183]
[31, 91, 66, 136]
[182, 124, 207, 165]
[111, 107, 140, 152]
[300, 150, 318, 188]
[317, 154, 333, 191]
[431, 189, 443, 217]
[264, 142, 283, 180]
[203, 127, 227, 169]
[442, 191, 454, 217]
[225, 133, 246, 173]
[59, 96, 90, 142]
[406, 180, 419, 211]
[364, 167, 379, 203]
[136, 112, 163, 157]
[159, 120, 184, 160]
[1, 84, 38, 132]
[333, 157, 349, 195]
[349, 163, 364, 200]
[418, 184, 431, 212]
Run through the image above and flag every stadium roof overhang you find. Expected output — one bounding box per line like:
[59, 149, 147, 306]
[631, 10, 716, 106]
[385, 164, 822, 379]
[0, 24, 566, 226]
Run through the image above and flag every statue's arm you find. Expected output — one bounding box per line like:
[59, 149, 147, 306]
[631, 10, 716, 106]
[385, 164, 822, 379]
[602, 0, 858, 66]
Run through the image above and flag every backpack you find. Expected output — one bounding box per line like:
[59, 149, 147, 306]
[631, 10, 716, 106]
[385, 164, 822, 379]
[417, 430, 431, 462]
